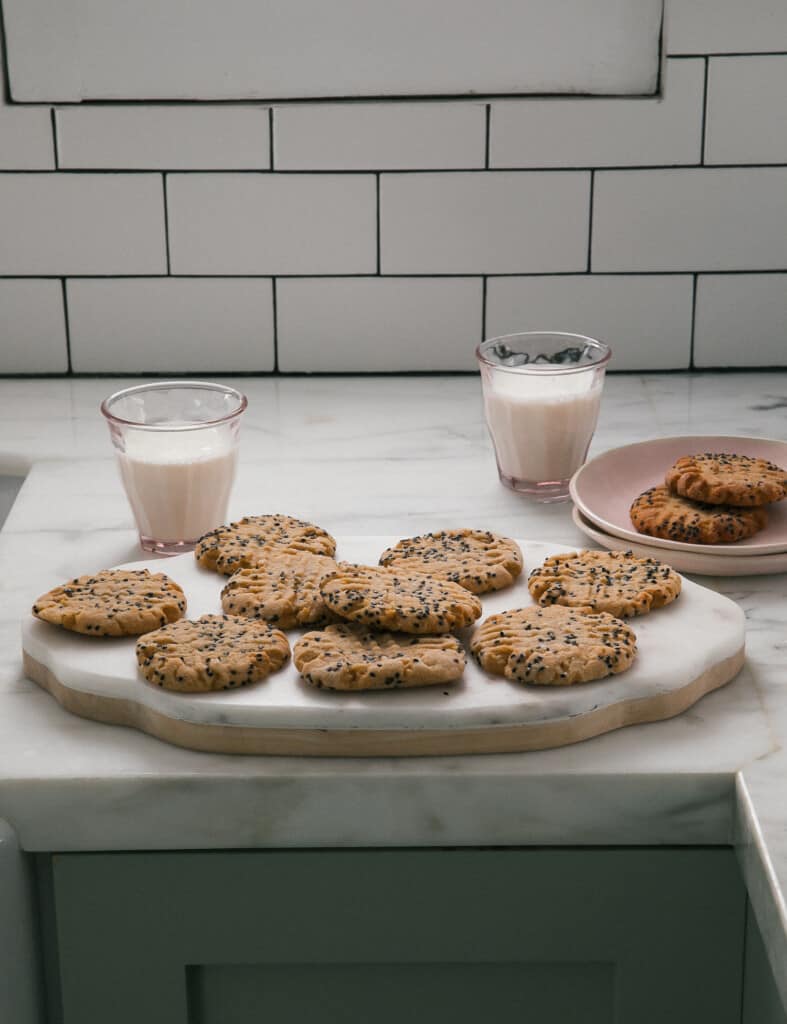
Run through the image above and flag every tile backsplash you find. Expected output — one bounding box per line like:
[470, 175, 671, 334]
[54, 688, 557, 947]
[1, 5, 786, 375]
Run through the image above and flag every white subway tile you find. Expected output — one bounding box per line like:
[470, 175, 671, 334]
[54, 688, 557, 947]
[381, 172, 589, 274]
[67, 278, 274, 373]
[0, 111, 55, 170]
[56, 106, 270, 170]
[168, 174, 376, 274]
[0, 174, 166, 275]
[695, 275, 787, 367]
[0, 22, 54, 169]
[277, 277, 482, 371]
[274, 102, 485, 170]
[486, 275, 693, 370]
[592, 169, 787, 272]
[0, 280, 68, 372]
[490, 60, 703, 169]
[4, 0, 662, 101]
[705, 57, 787, 165]
[666, 0, 787, 54]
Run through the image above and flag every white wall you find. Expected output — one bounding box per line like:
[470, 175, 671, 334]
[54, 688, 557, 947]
[0, 0, 786, 374]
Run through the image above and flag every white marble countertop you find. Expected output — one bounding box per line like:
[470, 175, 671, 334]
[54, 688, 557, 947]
[0, 373, 785, 995]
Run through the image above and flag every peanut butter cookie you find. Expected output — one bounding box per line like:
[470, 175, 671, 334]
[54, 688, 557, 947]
[32, 569, 186, 637]
[195, 514, 336, 575]
[528, 550, 681, 617]
[666, 452, 787, 507]
[136, 614, 289, 692]
[221, 551, 338, 629]
[293, 623, 465, 691]
[379, 529, 523, 594]
[630, 485, 767, 544]
[471, 605, 637, 686]
[320, 563, 482, 634]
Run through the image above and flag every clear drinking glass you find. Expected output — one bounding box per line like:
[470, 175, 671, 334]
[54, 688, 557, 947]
[476, 332, 611, 502]
[101, 381, 247, 555]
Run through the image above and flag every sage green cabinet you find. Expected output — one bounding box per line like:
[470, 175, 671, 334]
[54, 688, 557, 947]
[743, 903, 787, 1024]
[45, 848, 748, 1024]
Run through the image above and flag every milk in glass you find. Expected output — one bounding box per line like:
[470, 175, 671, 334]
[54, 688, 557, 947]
[483, 371, 603, 484]
[102, 381, 246, 553]
[118, 427, 237, 543]
[477, 333, 609, 501]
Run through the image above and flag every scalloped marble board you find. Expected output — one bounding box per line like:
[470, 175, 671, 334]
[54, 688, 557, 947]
[21, 539, 745, 757]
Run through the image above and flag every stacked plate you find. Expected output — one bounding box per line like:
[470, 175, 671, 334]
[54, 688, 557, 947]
[570, 435, 787, 576]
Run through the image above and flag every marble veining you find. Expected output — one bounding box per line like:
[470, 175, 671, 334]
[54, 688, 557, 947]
[0, 373, 786, 1001]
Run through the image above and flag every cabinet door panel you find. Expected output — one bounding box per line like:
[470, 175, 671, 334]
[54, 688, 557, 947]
[52, 848, 745, 1024]
[194, 962, 613, 1024]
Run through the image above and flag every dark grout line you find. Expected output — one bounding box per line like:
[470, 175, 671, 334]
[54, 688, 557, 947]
[0, 169, 171, 176]
[668, 51, 787, 58]
[2, 270, 787, 281]
[656, 3, 666, 98]
[0, 12, 13, 106]
[586, 170, 595, 272]
[162, 175, 171, 274]
[375, 174, 381, 274]
[2, 162, 787, 175]
[481, 276, 487, 343]
[484, 104, 491, 168]
[701, 58, 709, 165]
[50, 109, 59, 168]
[268, 108, 275, 170]
[60, 279, 72, 374]
[1, 59, 782, 109]
[8, 87, 665, 108]
[2, 366, 786, 381]
[271, 277, 279, 372]
[689, 273, 698, 369]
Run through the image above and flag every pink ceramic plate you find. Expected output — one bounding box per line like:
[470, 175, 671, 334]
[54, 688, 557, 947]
[572, 507, 787, 576]
[570, 435, 787, 557]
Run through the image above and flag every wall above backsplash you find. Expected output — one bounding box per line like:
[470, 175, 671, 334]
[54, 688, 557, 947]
[0, 0, 786, 375]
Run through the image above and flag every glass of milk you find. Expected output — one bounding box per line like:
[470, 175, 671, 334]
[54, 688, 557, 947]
[101, 381, 247, 554]
[477, 332, 610, 502]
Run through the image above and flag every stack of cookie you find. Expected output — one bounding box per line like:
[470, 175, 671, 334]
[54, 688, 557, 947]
[184, 517, 511, 692]
[217, 525, 525, 692]
[631, 453, 786, 545]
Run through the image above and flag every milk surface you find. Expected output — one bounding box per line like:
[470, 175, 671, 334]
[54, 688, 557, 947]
[118, 426, 237, 542]
[483, 372, 602, 483]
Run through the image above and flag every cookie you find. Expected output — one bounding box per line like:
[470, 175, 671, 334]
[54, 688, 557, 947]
[136, 614, 289, 692]
[32, 569, 186, 637]
[470, 605, 637, 686]
[379, 529, 523, 594]
[293, 622, 465, 691]
[666, 453, 787, 507]
[195, 514, 336, 575]
[630, 485, 767, 544]
[527, 550, 681, 618]
[320, 563, 482, 634]
[221, 551, 338, 629]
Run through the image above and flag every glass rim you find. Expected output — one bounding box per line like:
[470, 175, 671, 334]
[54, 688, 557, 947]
[476, 331, 612, 375]
[100, 380, 248, 431]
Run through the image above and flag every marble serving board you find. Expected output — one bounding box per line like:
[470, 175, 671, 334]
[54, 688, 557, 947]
[21, 538, 746, 757]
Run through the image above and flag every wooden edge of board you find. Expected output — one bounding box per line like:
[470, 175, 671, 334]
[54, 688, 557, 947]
[22, 647, 746, 758]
